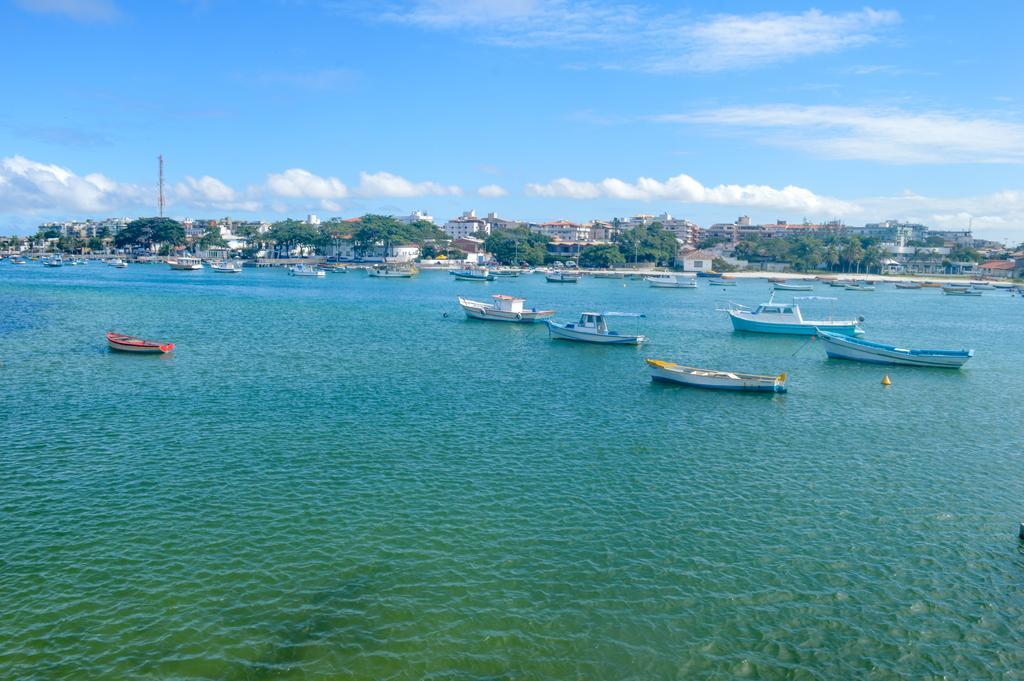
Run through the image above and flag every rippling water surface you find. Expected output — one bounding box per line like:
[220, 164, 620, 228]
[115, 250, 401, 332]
[2, 264, 1023, 679]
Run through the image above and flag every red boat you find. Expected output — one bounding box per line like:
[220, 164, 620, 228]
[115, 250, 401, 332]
[106, 332, 174, 354]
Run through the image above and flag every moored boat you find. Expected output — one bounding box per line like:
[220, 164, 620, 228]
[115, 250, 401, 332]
[722, 293, 864, 336]
[289, 264, 325, 277]
[942, 286, 981, 296]
[645, 274, 697, 288]
[546, 312, 646, 344]
[895, 282, 922, 289]
[452, 268, 495, 281]
[106, 332, 174, 354]
[44, 255, 64, 267]
[167, 256, 203, 270]
[707, 277, 737, 287]
[368, 264, 417, 278]
[108, 258, 128, 268]
[646, 359, 787, 393]
[971, 282, 995, 290]
[458, 295, 554, 322]
[211, 259, 242, 273]
[589, 271, 625, 279]
[545, 270, 580, 283]
[772, 282, 813, 291]
[817, 329, 973, 368]
[845, 283, 875, 291]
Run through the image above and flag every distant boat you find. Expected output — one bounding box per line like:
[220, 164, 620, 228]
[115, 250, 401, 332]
[546, 270, 580, 283]
[772, 282, 813, 291]
[767, 277, 787, 284]
[590, 271, 625, 279]
[971, 282, 995, 290]
[10, 256, 26, 264]
[919, 281, 943, 288]
[723, 293, 864, 336]
[826, 280, 850, 287]
[288, 264, 325, 277]
[646, 359, 787, 393]
[546, 311, 646, 344]
[106, 332, 174, 354]
[369, 264, 417, 278]
[490, 269, 520, 278]
[895, 282, 922, 289]
[646, 274, 697, 288]
[458, 295, 554, 323]
[44, 255, 64, 267]
[453, 268, 495, 281]
[817, 330, 974, 368]
[167, 256, 203, 270]
[942, 286, 981, 296]
[211, 260, 242, 273]
[108, 258, 128, 268]
[844, 283, 875, 291]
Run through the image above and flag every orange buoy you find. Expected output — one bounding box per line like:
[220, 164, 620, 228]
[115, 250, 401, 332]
[881, 374, 892, 386]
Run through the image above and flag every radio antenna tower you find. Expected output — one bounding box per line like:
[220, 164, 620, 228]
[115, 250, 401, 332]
[158, 154, 165, 217]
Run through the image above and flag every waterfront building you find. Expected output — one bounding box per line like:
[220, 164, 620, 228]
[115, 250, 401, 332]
[536, 221, 591, 241]
[443, 211, 490, 239]
[674, 248, 719, 272]
[976, 259, 1016, 278]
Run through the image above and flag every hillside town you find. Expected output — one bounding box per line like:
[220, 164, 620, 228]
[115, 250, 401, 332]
[2, 209, 1022, 278]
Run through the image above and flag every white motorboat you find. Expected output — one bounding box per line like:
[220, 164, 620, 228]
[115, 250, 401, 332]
[44, 255, 64, 267]
[369, 265, 417, 278]
[645, 274, 696, 288]
[167, 256, 203, 270]
[211, 259, 242, 273]
[546, 270, 580, 283]
[108, 258, 128, 268]
[288, 264, 325, 277]
[546, 312, 646, 344]
[458, 295, 554, 323]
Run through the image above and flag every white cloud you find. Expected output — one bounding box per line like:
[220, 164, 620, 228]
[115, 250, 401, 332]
[525, 173, 857, 215]
[0, 155, 145, 213]
[14, 0, 120, 22]
[663, 105, 1024, 164]
[265, 168, 349, 200]
[372, 3, 898, 72]
[354, 171, 462, 197]
[477, 184, 508, 198]
[660, 8, 900, 73]
[172, 175, 261, 212]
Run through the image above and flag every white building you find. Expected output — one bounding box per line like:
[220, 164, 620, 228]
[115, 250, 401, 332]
[306, 213, 321, 226]
[443, 210, 490, 239]
[674, 248, 718, 272]
[536, 221, 591, 241]
[394, 210, 434, 225]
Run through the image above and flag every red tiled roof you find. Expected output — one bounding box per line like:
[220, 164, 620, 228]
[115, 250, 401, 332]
[978, 260, 1015, 270]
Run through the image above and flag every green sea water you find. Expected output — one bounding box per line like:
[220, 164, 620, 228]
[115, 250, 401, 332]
[2, 263, 1023, 679]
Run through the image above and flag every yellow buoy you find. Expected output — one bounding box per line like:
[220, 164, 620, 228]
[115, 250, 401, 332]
[881, 374, 892, 386]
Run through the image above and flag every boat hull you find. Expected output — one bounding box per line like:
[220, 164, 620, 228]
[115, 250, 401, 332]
[818, 332, 972, 368]
[729, 312, 862, 336]
[545, 274, 579, 283]
[106, 333, 174, 354]
[646, 360, 786, 393]
[453, 273, 494, 281]
[546, 321, 644, 344]
[459, 301, 554, 323]
[647, 280, 696, 288]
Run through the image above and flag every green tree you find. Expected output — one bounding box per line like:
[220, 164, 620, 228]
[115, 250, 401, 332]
[114, 217, 185, 250]
[613, 223, 679, 265]
[87, 237, 104, 253]
[579, 243, 625, 268]
[840, 237, 864, 273]
[198, 226, 227, 250]
[483, 227, 550, 265]
[790, 237, 824, 271]
[266, 219, 322, 257]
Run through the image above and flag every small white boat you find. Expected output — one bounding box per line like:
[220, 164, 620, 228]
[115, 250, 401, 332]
[817, 330, 973, 368]
[211, 259, 242, 273]
[772, 282, 813, 291]
[723, 293, 863, 336]
[458, 295, 554, 323]
[167, 256, 203, 270]
[10, 257, 26, 265]
[44, 255, 64, 267]
[895, 282, 922, 289]
[289, 264, 325, 277]
[108, 258, 128, 268]
[707, 277, 737, 287]
[369, 265, 417, 278]
[546, 270, 580, 283]
[452, 268, 495, 281]
[844, 283, 875, 291]
[646, 359, 787, 393]
[589, 271, 625, 279]
[645, 274, 697, 288]
[546, 312, 646, 344]
[971, 282, 995, 290]
[942, 286, 981, 296]
[490, 269, 520, 278]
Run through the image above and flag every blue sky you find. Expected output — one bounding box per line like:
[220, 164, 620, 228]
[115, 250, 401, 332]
[2, 0, 1024, 241]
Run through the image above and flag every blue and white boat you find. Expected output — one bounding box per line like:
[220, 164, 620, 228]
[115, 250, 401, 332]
[452, 268, 495, 281]
[723, 293, 864, 336]
[546, 312, 646, 344]
[817, 329, 973, 368]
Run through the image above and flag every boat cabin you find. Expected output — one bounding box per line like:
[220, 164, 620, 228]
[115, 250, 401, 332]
[492, 295, 525, 313]
[570, 313, 608, 334]
[751, 302, 804, 323]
